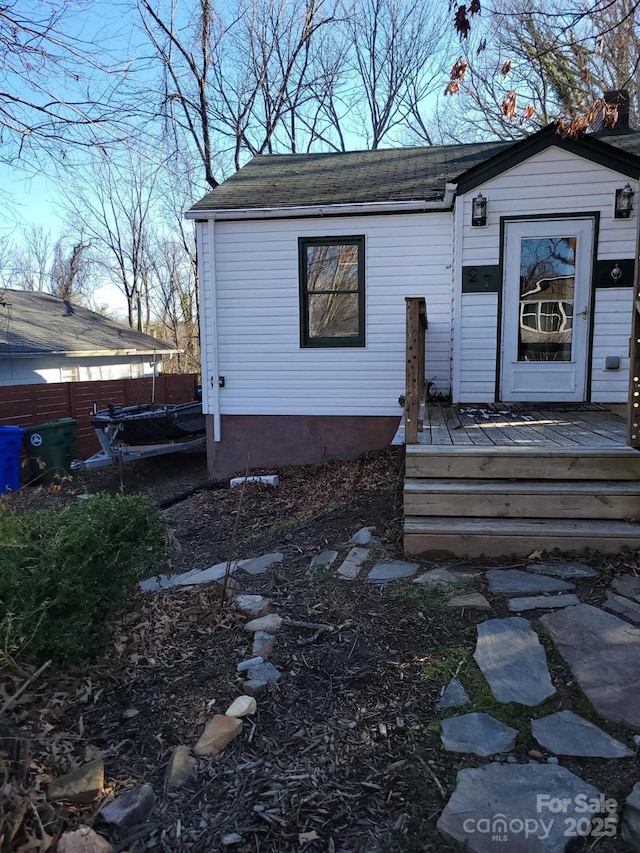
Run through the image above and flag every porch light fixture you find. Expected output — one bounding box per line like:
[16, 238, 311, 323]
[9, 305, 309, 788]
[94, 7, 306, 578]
[471, 192, 487, 227]
[615, 183, 634, 219]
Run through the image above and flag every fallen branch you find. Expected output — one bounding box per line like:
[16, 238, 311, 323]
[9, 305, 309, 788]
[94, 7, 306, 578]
[417, 756, 447, 799]
[1, 659, 51, 714]
[281, 618, 335, 646]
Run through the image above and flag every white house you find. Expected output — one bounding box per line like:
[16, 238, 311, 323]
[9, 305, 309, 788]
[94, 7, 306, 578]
[187, 106, 640, 480]
[0, 289, 179, 386]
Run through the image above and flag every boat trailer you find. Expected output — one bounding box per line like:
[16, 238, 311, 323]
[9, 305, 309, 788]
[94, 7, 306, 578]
[71, 425, 206, 471]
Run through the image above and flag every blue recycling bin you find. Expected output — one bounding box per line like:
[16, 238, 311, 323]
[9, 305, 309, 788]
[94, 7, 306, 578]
[0, 426, 25, 493]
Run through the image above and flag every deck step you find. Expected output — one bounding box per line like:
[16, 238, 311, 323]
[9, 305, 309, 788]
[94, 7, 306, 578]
[404, 516, 640, 558]
[405, 445, 640, 480]
[404, 478, 640, 520]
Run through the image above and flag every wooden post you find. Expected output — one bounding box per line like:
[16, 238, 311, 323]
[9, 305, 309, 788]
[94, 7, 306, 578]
[628, 296, 640, 447]
[628, 213, 640, 448]
[405, 297, 427, 445]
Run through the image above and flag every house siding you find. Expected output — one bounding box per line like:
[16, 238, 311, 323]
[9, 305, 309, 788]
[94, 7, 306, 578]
[591, 288, 632, 401]
[455, 145, 638, 403]
[206, 212, 453, 419]
[459, 293, 499, 401]
[0, 355, 159, 387]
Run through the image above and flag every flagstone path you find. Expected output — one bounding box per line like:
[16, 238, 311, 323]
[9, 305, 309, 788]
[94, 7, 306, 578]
[138, 534, 640, 852]
[327, 544, 640, 851]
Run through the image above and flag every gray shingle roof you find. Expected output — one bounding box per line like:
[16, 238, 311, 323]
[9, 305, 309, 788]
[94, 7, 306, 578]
[0, 290, 178, 356]
[189, 141, 511, 211]
[189, 130, 640, 214]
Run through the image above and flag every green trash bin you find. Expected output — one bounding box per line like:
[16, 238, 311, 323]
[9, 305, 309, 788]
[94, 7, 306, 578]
[23, 418, 77, 485]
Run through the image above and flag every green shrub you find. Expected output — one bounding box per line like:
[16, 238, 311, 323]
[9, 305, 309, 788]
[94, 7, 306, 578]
[0, 493, 166, 664]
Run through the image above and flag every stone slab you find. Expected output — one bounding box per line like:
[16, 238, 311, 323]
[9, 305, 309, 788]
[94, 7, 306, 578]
[139, 561, 235, 592]
[194, 715, 243, 757]
[437, 763, 601, 852]
[368, 560, 419, 583]
[246, 661, 281, 684]
[487, 570, 574, 595]
[48, 758, 104, 804]
[165, 745, 197, 789]
[57, 827, 112, 853]
[100, 784, 156, 828]
[236, 656, 264, 672]
[532, 710, 633, 758]
[441, 713, 516, 757]
[622, 782, 640, 851]
[336, 547, 369, 580]
[541, 603, 640, 729]
[612, 574, 640, 603]
[438, 678, 470, 710]
[604, 590, 640, 624]
[526, 561, 599, 580]
[474, 617, 555, 706]
[237, 552, 283, 575]
[225, 696, 257, 718]
[234, 594, 272, 618]
[140, 552, 283, 591]
[413, 567, 459, 586]
[252, 631, 275, 659]
[507, 594, 580, 613]
[448, 592, 491, 609]
[243, 679, 268, 696]
[349, 527, 378, 545]
[244, 613, 283, 633]
[307, 550, 338, 576]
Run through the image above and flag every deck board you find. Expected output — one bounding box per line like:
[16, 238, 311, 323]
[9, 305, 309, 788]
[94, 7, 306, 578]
[417, 403, 628, 448]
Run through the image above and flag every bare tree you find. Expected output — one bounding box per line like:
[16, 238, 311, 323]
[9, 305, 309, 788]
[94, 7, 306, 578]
[60, 150, 160, 328]
[149, 238, 200, 373]
[1, 0, 140, 171]
[446, 0, 640, 133]
[151, 150, 202, 372]
[6, 225, 53, 291]
[342, 0, 450, 148]
[50, 238, 92, 302]
[138, 0, 343, 185]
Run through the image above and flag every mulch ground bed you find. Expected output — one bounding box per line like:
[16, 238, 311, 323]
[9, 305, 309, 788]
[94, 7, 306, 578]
[1, 448, 639, 852]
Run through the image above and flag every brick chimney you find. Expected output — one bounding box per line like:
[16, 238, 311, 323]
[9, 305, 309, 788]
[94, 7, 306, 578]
[599, 89, 631, 133]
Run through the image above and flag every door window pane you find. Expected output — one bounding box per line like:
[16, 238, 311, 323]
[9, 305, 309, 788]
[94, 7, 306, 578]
[518, 236, 576, 362]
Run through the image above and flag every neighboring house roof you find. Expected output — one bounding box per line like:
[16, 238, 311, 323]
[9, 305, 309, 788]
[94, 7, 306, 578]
[0, 290, 179, 357]
[188, 124, 640, 214]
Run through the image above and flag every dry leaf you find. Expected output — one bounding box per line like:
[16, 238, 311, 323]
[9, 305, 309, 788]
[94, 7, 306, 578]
[501, 90, 517, 121]
[521, 104, 536, 124]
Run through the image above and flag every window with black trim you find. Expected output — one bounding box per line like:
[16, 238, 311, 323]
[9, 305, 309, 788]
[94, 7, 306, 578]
[299, 237, 365, 347]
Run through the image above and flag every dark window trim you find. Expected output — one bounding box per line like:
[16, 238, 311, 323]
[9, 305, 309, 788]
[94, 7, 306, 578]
[298, 236, 365, 348]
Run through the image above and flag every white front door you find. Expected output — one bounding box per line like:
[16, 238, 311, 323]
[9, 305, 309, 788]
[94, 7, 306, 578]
[500, 219, 594, 402]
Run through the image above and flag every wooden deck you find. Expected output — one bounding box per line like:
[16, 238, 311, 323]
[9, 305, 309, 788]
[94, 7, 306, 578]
[404, 403, 640, 557]
[418, 402, 627, 448]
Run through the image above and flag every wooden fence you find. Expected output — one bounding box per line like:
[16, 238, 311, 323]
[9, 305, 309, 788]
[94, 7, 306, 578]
[0, 374, 199, 459]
